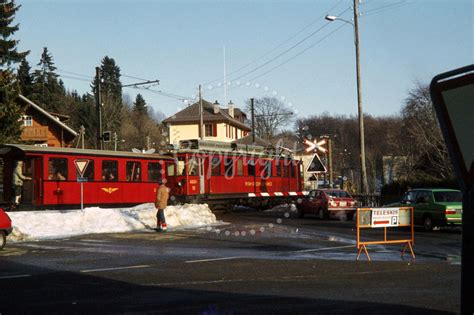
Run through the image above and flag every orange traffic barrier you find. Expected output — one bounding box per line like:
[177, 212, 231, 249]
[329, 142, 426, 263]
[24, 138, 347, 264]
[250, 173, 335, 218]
[356, 207, 415, 261]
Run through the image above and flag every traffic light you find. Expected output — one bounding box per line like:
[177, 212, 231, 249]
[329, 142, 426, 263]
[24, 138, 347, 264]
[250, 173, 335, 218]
[102, 131, 111, 142]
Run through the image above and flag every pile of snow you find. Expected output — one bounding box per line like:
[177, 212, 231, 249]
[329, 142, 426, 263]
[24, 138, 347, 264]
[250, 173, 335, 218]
[8, 203, 217, 242]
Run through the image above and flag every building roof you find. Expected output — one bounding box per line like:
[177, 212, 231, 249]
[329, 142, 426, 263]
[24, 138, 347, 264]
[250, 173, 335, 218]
[18, 94, 78, 137]
[223, 107, 246, 119]
[163, 99, 251, 131]
[232, 134, 272, 147]
[0, 144, 173, 160]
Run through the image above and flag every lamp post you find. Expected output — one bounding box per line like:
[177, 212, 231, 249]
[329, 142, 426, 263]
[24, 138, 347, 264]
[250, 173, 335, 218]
[325, 0, 369, 194]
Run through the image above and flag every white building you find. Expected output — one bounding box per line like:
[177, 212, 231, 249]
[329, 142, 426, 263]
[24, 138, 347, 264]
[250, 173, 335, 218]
[163, 100, 251, 145]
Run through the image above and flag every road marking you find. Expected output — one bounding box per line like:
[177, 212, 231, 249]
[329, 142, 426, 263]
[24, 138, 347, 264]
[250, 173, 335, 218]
[185, 256, 243, 264]
[292, 245, 355, 253]
[80, 265, 150, 273]
[0, 274, 31, 280]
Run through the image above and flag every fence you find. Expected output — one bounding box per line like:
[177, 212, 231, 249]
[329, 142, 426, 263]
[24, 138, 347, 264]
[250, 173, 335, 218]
[356, 207, 415, 261]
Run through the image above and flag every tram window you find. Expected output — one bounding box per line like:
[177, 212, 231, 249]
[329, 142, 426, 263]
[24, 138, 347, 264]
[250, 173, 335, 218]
[290, 162, 296, 178]
[236, 159, 244, 176]
[248, 160, 256, 176]
[76, 161, 94, 181]
[261, 160, 272, 179]
[225, 158, 234, 177]
[283, 160, 289, 177]
[48, 158, 68, 180]
[148, 162, 162, 182]
[167, 163, 175, 176]
[177, 157, 186, 175]
[102, 160, 118, 181]
[126, 161, 141, 182]
[188, 157, 198, 176]
[211, 157, 221, 176]
[276, 160, 282, 177]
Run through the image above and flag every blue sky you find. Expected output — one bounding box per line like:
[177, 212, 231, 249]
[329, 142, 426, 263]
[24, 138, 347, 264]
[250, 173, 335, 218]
[15, 0, 473, 124]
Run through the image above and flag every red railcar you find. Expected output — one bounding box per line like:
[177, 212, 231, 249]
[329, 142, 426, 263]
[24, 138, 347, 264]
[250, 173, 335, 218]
[166, 140, 307, 209]
[0, 144, 174, 209]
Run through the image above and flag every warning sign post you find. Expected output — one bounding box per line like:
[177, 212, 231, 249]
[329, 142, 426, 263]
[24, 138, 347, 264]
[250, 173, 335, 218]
[74, 159, 90, 210]
[356, 207, 415, 261]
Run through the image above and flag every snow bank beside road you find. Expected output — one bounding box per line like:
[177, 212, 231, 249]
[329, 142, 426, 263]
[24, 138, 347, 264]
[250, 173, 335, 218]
[8, 203, 217, 242]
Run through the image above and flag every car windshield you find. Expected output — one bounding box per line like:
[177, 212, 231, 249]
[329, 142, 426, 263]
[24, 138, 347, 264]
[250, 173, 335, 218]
[326, 190, 351, 198]
[433, 191, 462, 203]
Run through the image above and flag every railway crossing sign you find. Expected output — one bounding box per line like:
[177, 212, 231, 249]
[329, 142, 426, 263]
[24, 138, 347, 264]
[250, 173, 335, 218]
[304, 138, 327, 154]
[430, 65, 474, 190]
[430, 65, 474, 314]
[74, 159, 90, 178]
[306, 154, 327, 173]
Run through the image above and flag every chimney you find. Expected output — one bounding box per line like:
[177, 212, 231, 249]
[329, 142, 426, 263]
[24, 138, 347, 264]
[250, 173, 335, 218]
[228, 100, 234, 118]
[213, 100, 220, 114]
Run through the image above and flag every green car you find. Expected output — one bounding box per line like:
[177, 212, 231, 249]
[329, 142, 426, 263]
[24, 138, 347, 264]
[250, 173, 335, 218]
[391, 188, 462, 231]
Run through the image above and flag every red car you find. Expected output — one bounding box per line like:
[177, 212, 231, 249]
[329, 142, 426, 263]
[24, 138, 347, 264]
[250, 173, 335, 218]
[297, 189, 357, 220]
[0, 208, 13, 250]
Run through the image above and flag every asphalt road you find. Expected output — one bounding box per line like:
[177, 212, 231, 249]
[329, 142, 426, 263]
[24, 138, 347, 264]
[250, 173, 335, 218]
[0, 209, 462, 314]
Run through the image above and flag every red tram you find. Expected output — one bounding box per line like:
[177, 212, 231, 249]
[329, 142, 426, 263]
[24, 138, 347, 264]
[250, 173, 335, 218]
[0, 140, 307, 210]
[0, 144, 174, 209]
[168, 140, 307, 209]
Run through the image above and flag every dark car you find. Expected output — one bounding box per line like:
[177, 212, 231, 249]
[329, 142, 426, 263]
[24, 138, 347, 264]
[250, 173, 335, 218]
[388, 188, 462, 231]
[297, 189, 357, 220]
[0, 208, 13, 250]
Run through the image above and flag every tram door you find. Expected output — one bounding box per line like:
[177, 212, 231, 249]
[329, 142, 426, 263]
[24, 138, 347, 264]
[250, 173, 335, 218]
[22, 157, 41, 205]
[198, 157, 205, 194]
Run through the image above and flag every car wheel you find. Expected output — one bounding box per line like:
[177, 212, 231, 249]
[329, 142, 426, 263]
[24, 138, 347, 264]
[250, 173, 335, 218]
[423, 216, 433, 232]
[0, 231, 6, 250]
[318, 208, 326, 220]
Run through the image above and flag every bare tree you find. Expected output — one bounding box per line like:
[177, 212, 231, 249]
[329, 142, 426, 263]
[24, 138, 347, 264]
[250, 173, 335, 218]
[401, 82, 453, 180]
[246, 97, 294, 140]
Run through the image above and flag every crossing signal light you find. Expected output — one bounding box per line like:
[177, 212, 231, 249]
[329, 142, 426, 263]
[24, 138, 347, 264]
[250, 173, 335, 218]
[102, 131, 111, 142]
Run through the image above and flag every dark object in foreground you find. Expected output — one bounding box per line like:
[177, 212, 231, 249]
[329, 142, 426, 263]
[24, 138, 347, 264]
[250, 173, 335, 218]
[0, 208, 13, 250]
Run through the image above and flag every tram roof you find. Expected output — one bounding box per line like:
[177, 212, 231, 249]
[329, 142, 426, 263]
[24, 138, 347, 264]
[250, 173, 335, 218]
[0, 144, 174, 160]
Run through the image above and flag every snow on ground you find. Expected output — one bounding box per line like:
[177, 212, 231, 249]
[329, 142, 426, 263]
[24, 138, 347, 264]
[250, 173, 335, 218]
[8, 203, 218, 242]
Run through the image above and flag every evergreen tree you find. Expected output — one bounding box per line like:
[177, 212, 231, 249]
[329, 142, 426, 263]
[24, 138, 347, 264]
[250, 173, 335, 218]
[17, 57, 33, 97]
[133, 93, 147, 115]
[0, 0, 28, 66]
[0, 0, 29, 143]
[31, 47, 64, 112]
[92, 56, 123, 149]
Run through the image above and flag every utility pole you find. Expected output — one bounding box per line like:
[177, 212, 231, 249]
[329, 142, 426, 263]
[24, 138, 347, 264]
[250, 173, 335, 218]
[328, 137, 333, 187]
[113, 132, 118, 151]
[80, 125, 85, 149]
[251, 98, 255, 144]
[199, 84, 204, 140]
[95, 67, 103, 150]
[320, 135, 333, 187]
[146, 135, 151, 151]
[353, 0, 369, 194]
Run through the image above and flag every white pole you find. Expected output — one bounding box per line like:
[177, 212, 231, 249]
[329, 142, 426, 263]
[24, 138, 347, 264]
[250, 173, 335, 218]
[80, 181, 84, 210]
[223, 45, 227, 106]
[199, 84, 203, 140]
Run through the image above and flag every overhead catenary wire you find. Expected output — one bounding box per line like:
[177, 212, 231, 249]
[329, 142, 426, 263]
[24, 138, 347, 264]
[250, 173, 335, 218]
[202, 0, 347, 86]
[247, 23, 347, 83]
[361, 0, 410, 17]
[207, 6, 352, 87]
[56, 69, 192, 101]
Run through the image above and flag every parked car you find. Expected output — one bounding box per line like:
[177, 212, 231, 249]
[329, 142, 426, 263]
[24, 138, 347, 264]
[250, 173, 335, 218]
[389, 188, 462, 231]
[0, 208, 13, 250]
[297, 189, 357, 220]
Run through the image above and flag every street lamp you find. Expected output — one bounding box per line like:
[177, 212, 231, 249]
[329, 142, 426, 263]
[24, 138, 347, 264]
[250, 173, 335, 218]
[325, 0, 369, 194]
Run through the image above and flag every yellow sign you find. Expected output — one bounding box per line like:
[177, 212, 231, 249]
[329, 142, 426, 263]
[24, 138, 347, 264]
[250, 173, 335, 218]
[244, 181, 273, 187]
[102, 187, 119, 194]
